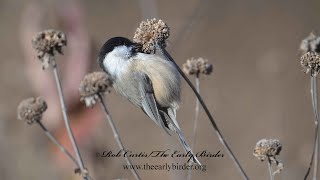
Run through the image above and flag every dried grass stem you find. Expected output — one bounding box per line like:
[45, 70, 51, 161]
[305, 77, 319, 180]
[98, 94, 141, 180]
[268, 158, 274, 180]
[53, 67, 88, 180]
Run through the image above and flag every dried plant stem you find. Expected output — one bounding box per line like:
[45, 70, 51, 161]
[98, 94, 141, 180]
[267, 158, 274, 180]
[160, 48, 249, 180]
[314, 136, 319, 180]
[304, 77, 320, 180]
[37, 121, 95, 180]
[37, 121, 78, 165]
[192, 76, 201, 149]
[52, 66, 88, 180]
[310, 77, 319, 180]
[187, 75, 200, 180]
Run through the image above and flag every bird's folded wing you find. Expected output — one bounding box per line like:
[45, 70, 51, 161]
[138, 73, 171, 135]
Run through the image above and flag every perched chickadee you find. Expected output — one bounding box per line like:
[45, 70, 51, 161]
[98, 37, 200, 164]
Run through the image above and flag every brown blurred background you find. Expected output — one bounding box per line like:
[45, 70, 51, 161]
[1, 0, 320, 179]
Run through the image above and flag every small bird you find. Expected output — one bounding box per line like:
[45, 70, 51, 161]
[98, 37, 200, 164]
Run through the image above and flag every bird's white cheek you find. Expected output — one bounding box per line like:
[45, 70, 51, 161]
[103, 57, 118, 76]
[103, 56, 131, 78]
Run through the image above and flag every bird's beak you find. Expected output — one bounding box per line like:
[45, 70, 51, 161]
[133, 42, 142, 53]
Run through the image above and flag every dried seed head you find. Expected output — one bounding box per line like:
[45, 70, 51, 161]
[253, 139, 282, 161]
[300, 32, 320, 53]
[79, 72, 112, 107]
[17, 97, 47, 125]
[74, 167, 89, 178]
[300, 51, 320, 77]
[133, 18, 170, 54]
[32, 29, 67, 69]
[253, 139, 284, 175]
[183, 57, 213, 76]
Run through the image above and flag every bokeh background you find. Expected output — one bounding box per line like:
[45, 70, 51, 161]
[0, 0, 320, 179]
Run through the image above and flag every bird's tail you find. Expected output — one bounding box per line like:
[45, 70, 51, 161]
[176, 129, 202, 165]
[160, 108, 201, 165]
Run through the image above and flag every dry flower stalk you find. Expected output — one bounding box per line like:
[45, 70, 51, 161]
[79, 72, 141, 180]
[17, 97, 93, 179]
[253, 139, 283, 176]
[300, 33, 320, 180]
[304, 76, 320, 180]
[185, 57, 213, 180]
[300, 51, 320, 77]
[183, 57, 213, 76]
[32, 29, 67, 69]
[300, 32, 320, 54]
[32, 29, 88, 180]
[79, 72, 112, 107]
[17, 97, 47, 124]
[133, 18, 169, 54]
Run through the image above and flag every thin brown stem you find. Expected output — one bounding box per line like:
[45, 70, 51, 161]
[52, 66, 88, 180]
[98, 94, 141, 180]
[192, 75, 201, 149]
[267, 158, 274, 180]
[37, 120, 78, 166]
[312, 76, 319, 180]
[160, 48, 249, 180]
[187, 75, 200, 180]
[36, 121, 95, 180]
[304, 76, 319, 180]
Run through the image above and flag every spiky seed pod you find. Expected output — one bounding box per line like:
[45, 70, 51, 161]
[183, 57, 213, 76]
[300, 51, 320, 77]
[32, 29, 67, 69]
[17, 97, 47, 125]
[133, 18, 170, 54]
[79, 72, 112, 107]
[253, 139, 282, 161]
[253, 139, 284, 175]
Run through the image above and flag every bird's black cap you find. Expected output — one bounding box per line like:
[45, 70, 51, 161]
[98, 37, 141, 71]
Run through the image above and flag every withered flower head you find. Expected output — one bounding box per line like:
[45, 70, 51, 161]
[300, 51, 320, 77]
[300, 32, 320, 53]
[79, 72, 112, 107]
[253, 139, 282, 161]
[253, 139, 283, 175]
[183, 57, 213, 76]
[133, 18, 170, 54]
[32, 29, 67, 69]
[17, 97, 47, 125]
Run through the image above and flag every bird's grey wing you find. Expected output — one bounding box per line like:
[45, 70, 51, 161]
[138, 73, 201, 165]
[138, 73, 172, 135]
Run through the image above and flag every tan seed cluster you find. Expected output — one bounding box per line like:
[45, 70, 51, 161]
[253, 139, 283, 175]
[79, 72, 112, 107]
[133, 18, 170, 54]
[32, 29, 67, 69]
[183, 57, 213, 76]
[300, 51, 320, 77]
[17, 97, 47, 125]
[253, 139, 282, 161]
